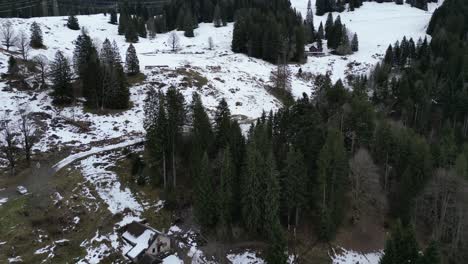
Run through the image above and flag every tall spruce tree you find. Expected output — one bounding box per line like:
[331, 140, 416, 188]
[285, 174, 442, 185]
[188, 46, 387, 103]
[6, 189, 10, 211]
[29, 22, 43, 48]
[217, 147, 235, 237]
[316, 128, 348, 240]
[351, 33, 359, 52]
[283, 147, 307, 227]
[50, 51, 73, 104]
[214, 98, 232, 152]
[305, 0, 315, 43]
[67, 15, 80, 30]
[194, 152, 217, 228]
[125, 17, 139, 43]
[213, 3, 223, 27]
[125, 44, 140, 75]
[165, 87, 186, 188]
[184, 9, 195, 37]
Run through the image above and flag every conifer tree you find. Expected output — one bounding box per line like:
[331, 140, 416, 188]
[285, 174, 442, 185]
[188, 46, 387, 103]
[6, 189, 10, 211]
[316, 0, 327, 16]
[418, 241, 441, 264]
[351, 33, 359, 52]
[214, 98, 232, 151]
[242, 141, 262, 234]
[118, 12, 129, 35]
[67, 15, 80, 30]
[165, 87, 186, 188]
[263, 150, 281, 237]
[218, 147, 234, 237]
[109, 9, 118, 24]
[305, 0, 315, 43]
[137, 17, 147, 38]
[213, 3, 223, 28]
[316, 128, 348, 240]
[184, 9, 195, 37]
[325, 13, 334, 40]
[7, 56, 18, 76]
[265, 223, 288, 264]
[50, 51, 73, 104]
[283, 147, 307, 227]
[380, 221, 419, 264]
[194, 152, 217, 228]
[125, 43, 140, 75]
[125, 17, 139, 43]
[317, 22, 325, 39]
[29, 22, 43, 48]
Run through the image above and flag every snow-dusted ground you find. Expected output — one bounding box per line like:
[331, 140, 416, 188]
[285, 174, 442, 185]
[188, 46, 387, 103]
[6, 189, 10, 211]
[330, 248, 383, 264]
[0, 1, 440, 155]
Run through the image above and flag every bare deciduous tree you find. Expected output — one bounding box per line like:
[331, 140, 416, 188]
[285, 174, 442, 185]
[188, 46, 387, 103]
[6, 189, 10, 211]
[19, 108, 36, 163]
[32, 55, 48, 89]
[16, 31, 31, 60]
[270, 61, 292, 91]
[1, 117, 19, 174]
[349, 148, 383, 222]
[208, 37, 214, 50]
[415, 168, 468, 261]
[168, 32, 180, 52]
[1, 21, 17, 51]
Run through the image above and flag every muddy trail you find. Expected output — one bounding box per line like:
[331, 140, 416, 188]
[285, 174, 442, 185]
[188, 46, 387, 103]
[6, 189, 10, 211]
[0, 138, 144, 203]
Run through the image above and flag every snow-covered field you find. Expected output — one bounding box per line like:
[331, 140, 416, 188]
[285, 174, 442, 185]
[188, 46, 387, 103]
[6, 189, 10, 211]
[0, 1, 440, 155]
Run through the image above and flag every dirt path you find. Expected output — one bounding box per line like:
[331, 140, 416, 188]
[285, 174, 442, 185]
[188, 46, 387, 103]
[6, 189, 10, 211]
[0, 137, 145, 203]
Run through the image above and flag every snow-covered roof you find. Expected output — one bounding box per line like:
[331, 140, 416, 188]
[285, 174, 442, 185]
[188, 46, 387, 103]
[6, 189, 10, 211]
[124, 229, 155, 259]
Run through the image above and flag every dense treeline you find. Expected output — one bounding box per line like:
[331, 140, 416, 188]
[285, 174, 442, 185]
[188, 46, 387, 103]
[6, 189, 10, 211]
[316, 0, 438, 15]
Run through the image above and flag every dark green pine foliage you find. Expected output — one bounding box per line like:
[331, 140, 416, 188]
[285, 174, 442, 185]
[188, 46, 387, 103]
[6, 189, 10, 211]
[305, 0, 315, 43]
[144, 90, 169, 187]
[217, 147, 235, 237]
[316, 128, 348, 240]
[380, 221, 419, 264]
[109, 9, 118, 24]
[7, 56, 18, 76]
[194, 152, 218, 228]
[183, 9, 195, 38]
[67, 15, 80, 30]
[125, 44, 140, 75]
[125, 17, 139, 43]
[351, 33, 359, 52]
[295, 26, 306, 63]
[213, 3, 223, 27]
[418, 242, 441, 264]
[282, 147, 307, 227]
[317, 22, 325, 40]
[325, 13, 333, 40]
[242, 138, 263, 235]
[50, 51, 73, 104]
[30, 22, 43, 48]
[165, 87, 186, 188]
[73, 31, 103, 108]
[262, 150, 281, 238]
[230, 1, 305, 63]
[214, 98, 232, 152]
[264, 223, 288, 264]
[118, 12, 129, 35]
[137, 17, 147, 38]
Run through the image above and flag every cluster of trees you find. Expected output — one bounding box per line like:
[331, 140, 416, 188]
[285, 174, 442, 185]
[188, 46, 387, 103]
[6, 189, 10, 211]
[304, 1, 359, 56]
[231, 0, 306, 63]
[1, 20, 43, 55]
[369, 0, 468, 262]
[49, 29, 137, 108]
[380, 221, 441, 264]
[323, 12, 358, 54]
[316, 0, 435, 15]
[0, 109, 37, 174]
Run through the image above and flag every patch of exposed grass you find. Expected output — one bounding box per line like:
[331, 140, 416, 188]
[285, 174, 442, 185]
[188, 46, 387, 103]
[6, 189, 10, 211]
[127, 72, 146, 85]
[176, 67, 209, 89]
